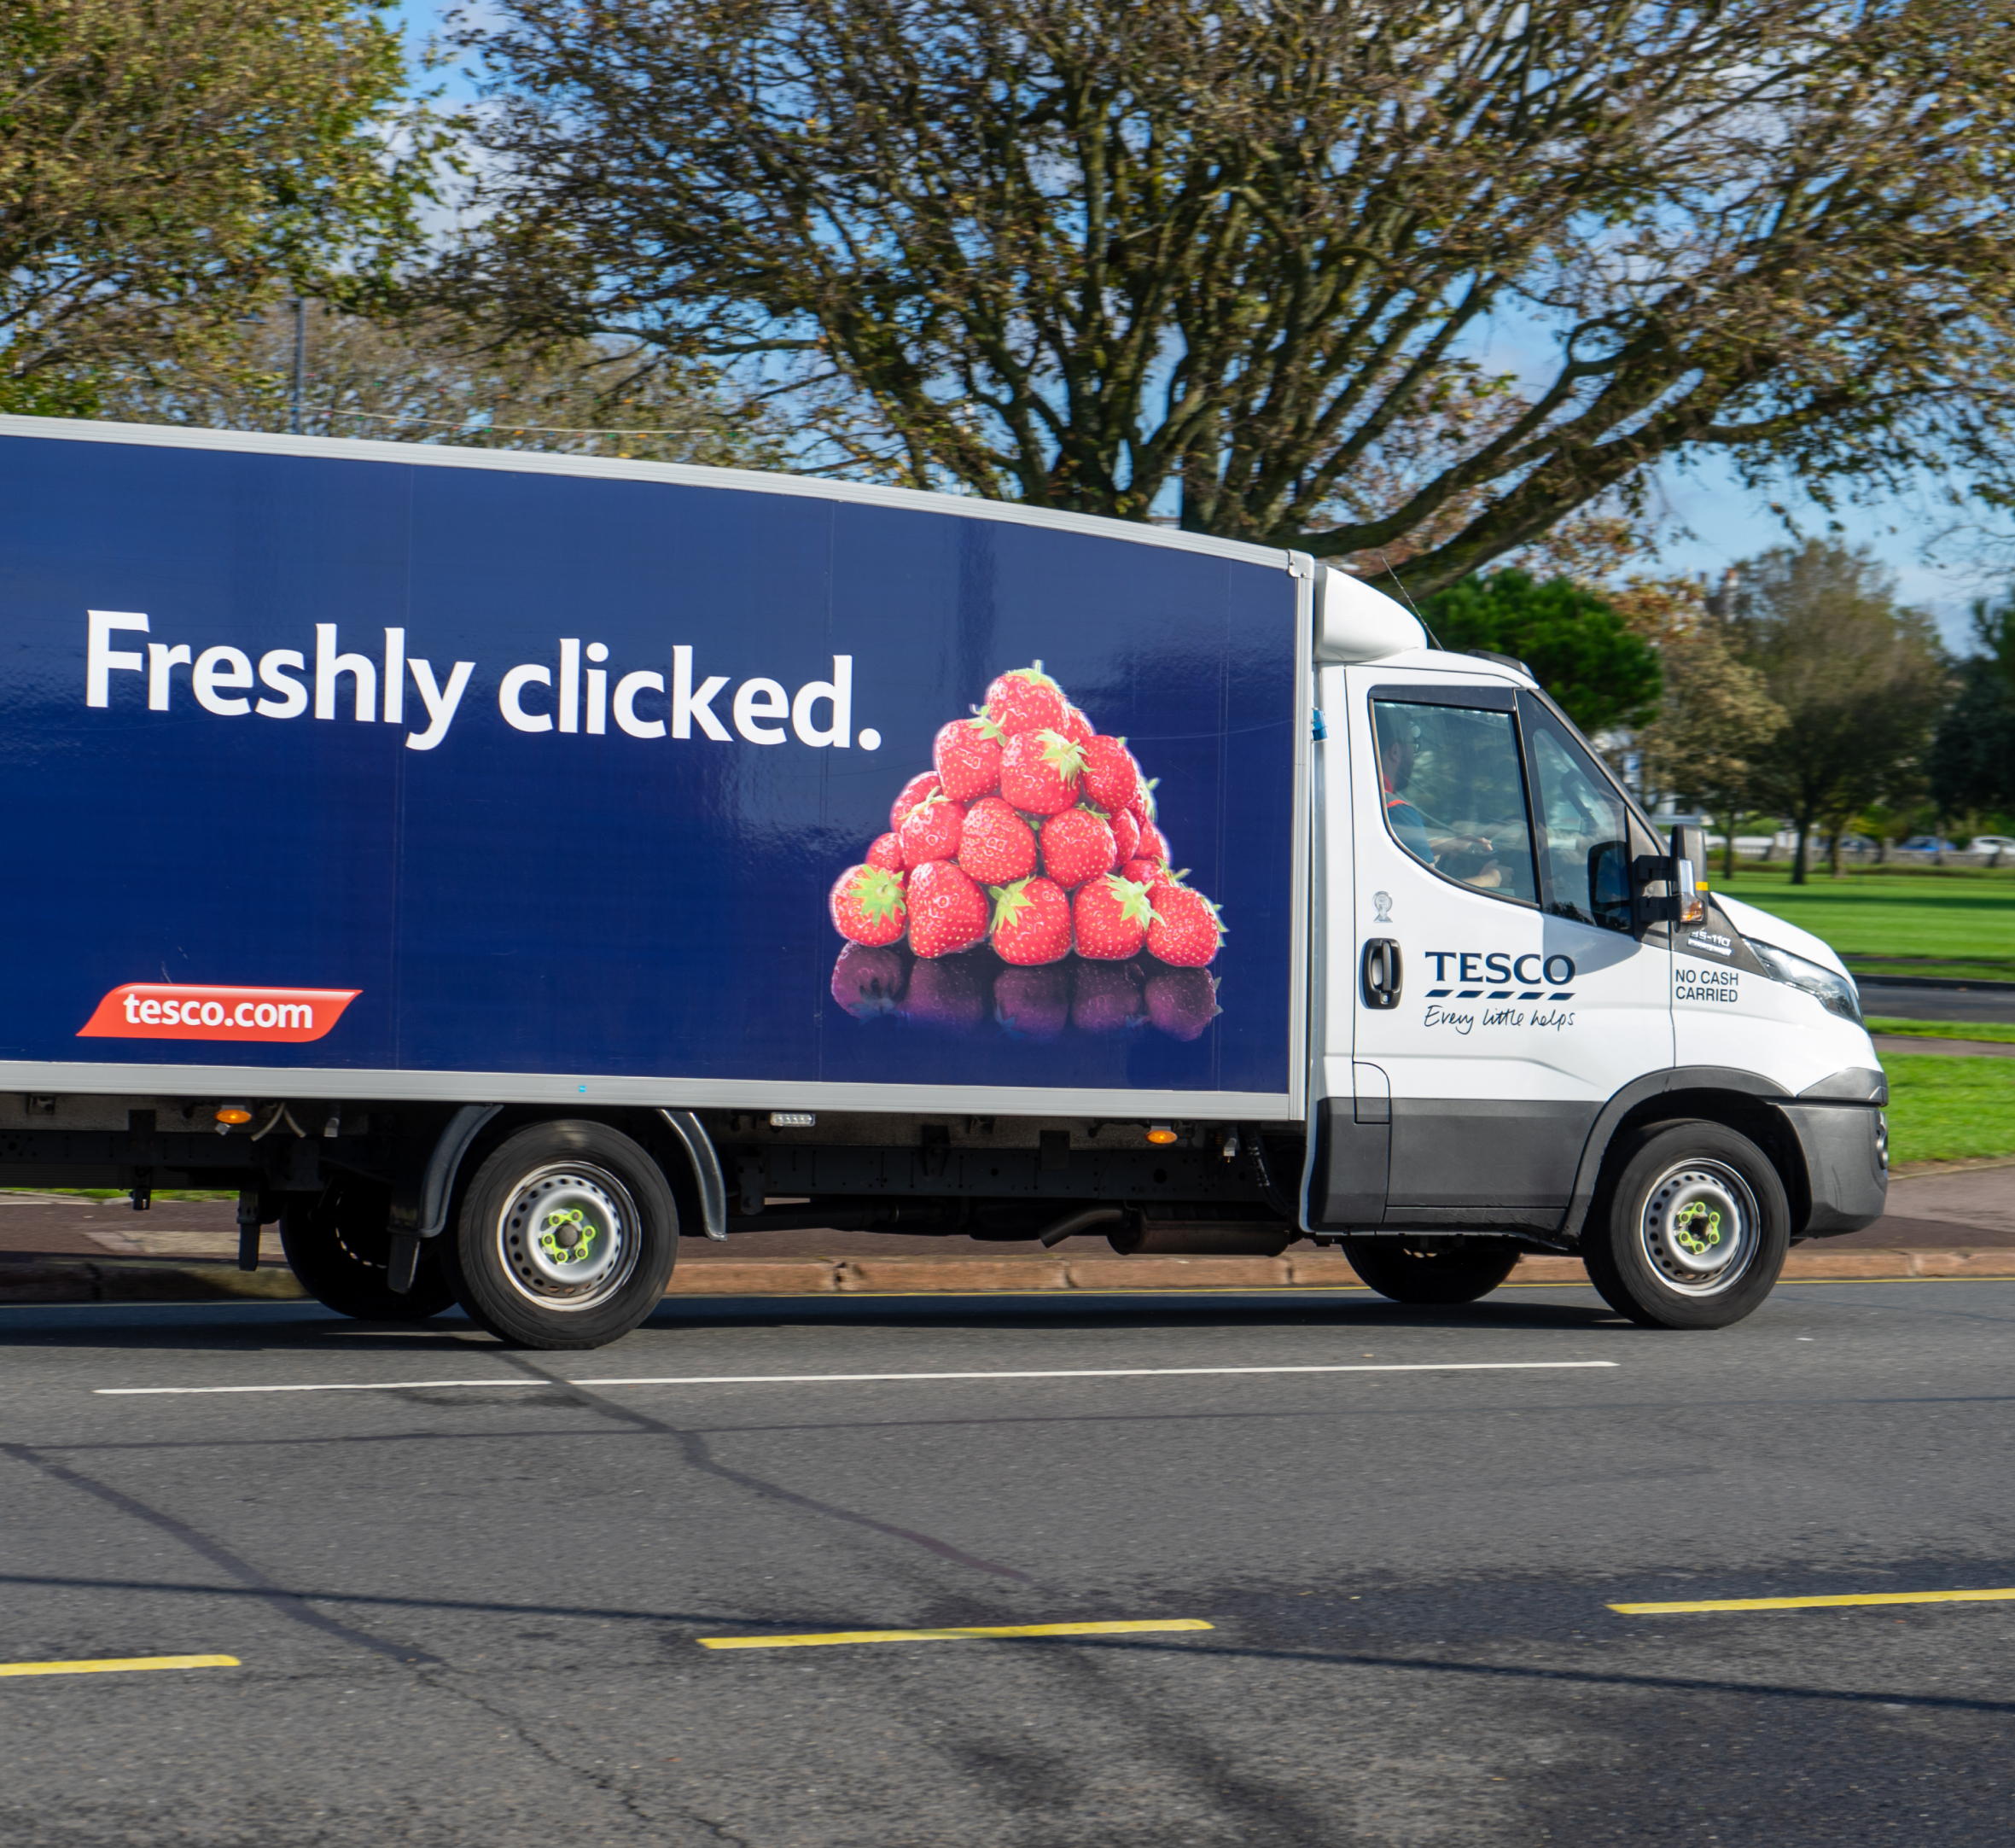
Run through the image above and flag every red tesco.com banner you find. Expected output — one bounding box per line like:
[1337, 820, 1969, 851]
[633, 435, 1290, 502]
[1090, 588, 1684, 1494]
[78, 984, 360, 1044]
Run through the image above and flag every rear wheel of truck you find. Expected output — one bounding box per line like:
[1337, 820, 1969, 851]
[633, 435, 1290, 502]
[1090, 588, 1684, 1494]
[441, 1120, 677, 1350]
[280, 1180, 455, 1322]
[1339, 1239, 1520, 1304]
[1582, 1120, 1788, 1330]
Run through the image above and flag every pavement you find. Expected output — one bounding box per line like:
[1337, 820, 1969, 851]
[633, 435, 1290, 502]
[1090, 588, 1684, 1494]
[3, 1280, 2015, 1844]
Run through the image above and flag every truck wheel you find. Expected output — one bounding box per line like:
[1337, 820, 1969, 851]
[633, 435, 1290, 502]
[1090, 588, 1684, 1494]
[1582, 1120, 1788, 1330]
[1339, 1239, 1520, 1304]
[280, 1180, 454, 1322]
[440, 1120, 677, 1349]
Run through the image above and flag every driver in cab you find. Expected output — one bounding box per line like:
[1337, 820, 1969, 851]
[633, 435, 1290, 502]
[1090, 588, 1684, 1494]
[1377, 715, 1506, 890]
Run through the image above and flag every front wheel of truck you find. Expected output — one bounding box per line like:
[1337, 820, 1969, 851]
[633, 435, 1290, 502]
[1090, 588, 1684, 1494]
[1338, 1239, 1520, 1304]
[1582, 1120, 1789, 1330]
[441, 1120, 678, 1349]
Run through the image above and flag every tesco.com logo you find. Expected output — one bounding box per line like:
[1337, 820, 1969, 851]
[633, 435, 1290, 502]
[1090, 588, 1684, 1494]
[78, 984, 359, 1043]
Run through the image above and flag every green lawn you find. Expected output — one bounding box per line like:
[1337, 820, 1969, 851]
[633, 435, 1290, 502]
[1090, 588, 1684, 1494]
[1708, 867, 2015, 978]
[1884, 1053, 2015, 1167]
[1866, 1017, 2015, 1045]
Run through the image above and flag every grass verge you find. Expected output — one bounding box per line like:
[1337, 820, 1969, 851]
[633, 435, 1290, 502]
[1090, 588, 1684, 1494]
[1884, 1054, 2015, 1166]
[1707, 869, 2015, 966]
[1867, 1017, 2015, 1045]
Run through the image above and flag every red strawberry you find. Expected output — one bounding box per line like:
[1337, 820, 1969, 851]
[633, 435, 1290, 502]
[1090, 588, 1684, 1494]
[906, 859, 989, 958]
[901, 955, 987, 1032]
[831, 942, 907, 1017]
[1039, 807, 1117, 889]
[1130, 778, 1160, 826]
[1146, 966, 1220, 1041]
[1109, 807, 1140, 864]
[1080, 735, 1139, 814]
[1063, 704, 1095, 748]
[1072, 959, 1145, 1034]
[1072, 872, 1157, 960]
[829, 864, 907, 947]
[1146, 883, 1223, 966]
[891, 772, 942, 832]
[983, 663, 1069, 739]
[865, 831, 905, 872]
[1119, 857, 1162, 886]
[994, 965, 1069, 1041]
[899, 790, 966, 868]
[1134, 819, 1171, 866]
[987, 876, 1072, 965]
[999, 728, 1085, 815]
[934, 716, 1005, 803]
[957, 796, 1037, 885]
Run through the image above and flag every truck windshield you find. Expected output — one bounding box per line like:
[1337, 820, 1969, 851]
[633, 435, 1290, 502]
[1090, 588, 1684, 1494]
[1525, 715, 1634, 932]
[1371, 698, 1536, 904]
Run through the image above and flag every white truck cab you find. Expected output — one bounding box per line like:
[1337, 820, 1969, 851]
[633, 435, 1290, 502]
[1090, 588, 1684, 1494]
[1302, 567, 1889, 1329]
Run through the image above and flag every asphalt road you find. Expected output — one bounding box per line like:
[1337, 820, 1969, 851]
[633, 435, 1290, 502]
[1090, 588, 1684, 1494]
[3, 1281, 2013, 1846]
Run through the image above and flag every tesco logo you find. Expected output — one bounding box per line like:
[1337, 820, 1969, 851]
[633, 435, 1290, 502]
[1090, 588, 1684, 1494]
[78, 984, 359, 1044]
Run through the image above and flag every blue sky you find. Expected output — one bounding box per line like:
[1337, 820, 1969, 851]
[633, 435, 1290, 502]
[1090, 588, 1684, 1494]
[389, 0, 1996, 654]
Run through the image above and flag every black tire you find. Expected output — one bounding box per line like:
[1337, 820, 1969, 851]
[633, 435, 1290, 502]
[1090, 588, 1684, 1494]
[440, 1120, 678, 1350]
[1339, 1238, 1520, 1305]
[280, 1179, 455, 1322]
[1582, 1119, 1788, 1330]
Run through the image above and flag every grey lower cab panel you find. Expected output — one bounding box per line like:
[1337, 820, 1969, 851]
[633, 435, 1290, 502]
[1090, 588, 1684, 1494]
[1387, 1099, 1597, 1212]
[1779, 1102, 1889, 1236]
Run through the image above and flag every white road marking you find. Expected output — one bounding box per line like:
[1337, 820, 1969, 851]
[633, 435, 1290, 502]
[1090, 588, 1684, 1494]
[95, 1361, 1617, 1396]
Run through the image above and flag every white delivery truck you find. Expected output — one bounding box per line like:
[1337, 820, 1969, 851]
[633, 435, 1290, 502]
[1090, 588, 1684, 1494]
[0, 420, 1886, 1344]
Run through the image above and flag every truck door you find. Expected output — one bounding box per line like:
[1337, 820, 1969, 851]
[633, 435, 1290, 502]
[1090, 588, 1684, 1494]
[1332, 671, 1673, 1230]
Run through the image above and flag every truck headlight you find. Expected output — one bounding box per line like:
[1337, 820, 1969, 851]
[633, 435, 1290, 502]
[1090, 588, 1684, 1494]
[1750, 941, 1862, 1025]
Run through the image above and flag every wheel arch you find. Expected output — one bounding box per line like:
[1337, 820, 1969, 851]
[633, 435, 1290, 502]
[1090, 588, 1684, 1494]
[1562, 1068, 1811, 1247]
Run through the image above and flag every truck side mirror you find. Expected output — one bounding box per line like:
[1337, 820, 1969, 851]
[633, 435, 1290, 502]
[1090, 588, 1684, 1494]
[1672, 824, 1707, 924]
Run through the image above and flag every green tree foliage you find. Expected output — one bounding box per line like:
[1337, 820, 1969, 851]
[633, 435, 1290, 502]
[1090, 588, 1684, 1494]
[443, 0, 2015, 591]
[95, 302, 783, 469]
[0, 0, 425, 414]
[1929, 600, 2015, 820]
[1734, 541, 1948, 883]
[1420, 570, 1662, 736]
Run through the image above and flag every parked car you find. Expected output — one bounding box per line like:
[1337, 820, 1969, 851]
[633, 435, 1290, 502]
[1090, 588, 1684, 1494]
[1899, 835, 1959, 854]
[1969, 836, 2015, 861]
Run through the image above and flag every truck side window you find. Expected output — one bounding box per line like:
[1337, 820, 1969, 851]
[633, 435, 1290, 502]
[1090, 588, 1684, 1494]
[1526, 716, 1634, 932]
[1371, 698, 1537, 904]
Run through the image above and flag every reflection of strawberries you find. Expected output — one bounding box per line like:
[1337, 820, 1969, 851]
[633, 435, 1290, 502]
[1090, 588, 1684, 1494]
[1146, 884, 1223, 966]
[984, 663, 1069, 739]
[891, 772, 942, 832]
[988, 876, 1072, 965]
[866, 831, 904, 872]
[1134, 819, 1171, 866]
[829, 865, 907, 947]
[1072, 959, 1145, 1034]
[934, 716, 1004, 803]
[899, 790, 966, 868]
[958, 796, 1037, 885]
[831, 943, 908, 1017]
[1109, 808, 1140, 865]
[902, 955, 987, 1032]
[1080, 736, 1139, 814]
[1146, 966, 1220, 1040]
[1039, 808, 1117, 889]
[906, 860, 989, 958]
[999, 728, 1085, 814]
[1073, 872, 1156, 959]
[994, 964, 1069, 1041]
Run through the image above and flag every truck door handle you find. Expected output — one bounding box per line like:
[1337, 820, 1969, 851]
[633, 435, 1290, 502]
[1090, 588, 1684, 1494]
[1361, 939, 1403, 1010]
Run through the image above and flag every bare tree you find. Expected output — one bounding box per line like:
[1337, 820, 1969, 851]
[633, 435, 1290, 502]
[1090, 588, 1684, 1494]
[441, 0, 2015, 589]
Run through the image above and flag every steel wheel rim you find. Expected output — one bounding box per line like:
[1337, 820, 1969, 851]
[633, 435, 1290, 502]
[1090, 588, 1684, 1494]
[1638, 1159, 1758, 1297]
[494, 1163, 640, 1312]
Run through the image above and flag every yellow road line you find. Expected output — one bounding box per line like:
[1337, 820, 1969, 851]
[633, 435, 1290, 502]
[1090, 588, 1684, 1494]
[0, 1653, 239, 1678]
[1610, 1589, 2015, 1615]
[699, 1619, 1213, 1650]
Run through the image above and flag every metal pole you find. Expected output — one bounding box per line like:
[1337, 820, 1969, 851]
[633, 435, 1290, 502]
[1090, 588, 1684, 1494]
[289, 297, 307, 436]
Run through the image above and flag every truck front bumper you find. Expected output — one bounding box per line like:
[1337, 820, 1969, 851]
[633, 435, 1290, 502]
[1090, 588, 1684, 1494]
[1779, 1102, 1889, 1239]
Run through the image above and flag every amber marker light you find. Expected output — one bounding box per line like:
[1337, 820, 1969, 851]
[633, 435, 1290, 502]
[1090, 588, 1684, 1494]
[214, 1105, 253, 1127]
[1145, 1124, 1178, 1146]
